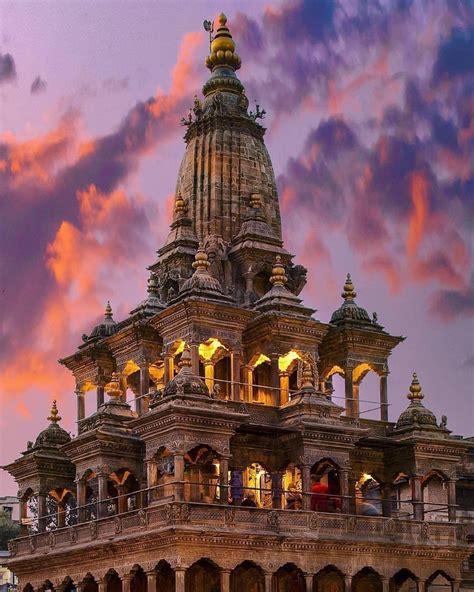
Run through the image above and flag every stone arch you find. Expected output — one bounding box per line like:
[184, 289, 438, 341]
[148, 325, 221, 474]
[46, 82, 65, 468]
[40, 580, 55, 592]
[148, 447, 174, 502]
[23, 585, 34, 592]
[105, 569, 122, 592]
[273, 562, 306, 591]
[110, 468, 141, 513]
[391, 473, 411, 517]
[422, 470, 449, 522]
[250, 353, 272, 405]
[309, 458, 342, 513]
[352, 567, 383, 592]
[314, 565, 345, 592]
[426, 570, 453, 592]
[59, 577, 75, 592]
[231, 560, 265, 592]
[155, 560, 175, 591]
[185, 558, 221, 591]
[80, 573, 98, 592]
[390, 569, 418, 592]
[184, 444, 222, 503]
[129, 565, 146, 592]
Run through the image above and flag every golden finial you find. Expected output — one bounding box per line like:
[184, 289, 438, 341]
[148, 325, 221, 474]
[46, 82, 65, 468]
[47, 400, 61, 423]
[301, 363, 314, 390]
[178, 345, 192, 369]
[105, 301, 113, 319]
[205, 13, 241, 71]
[174, 192, 187, 216]
[105, 372, 122, 400]
[270, 255, 288, 287]
[192, 243, 211, 272]
[407, 372, 424, 402]
[342, 273, 357, 300]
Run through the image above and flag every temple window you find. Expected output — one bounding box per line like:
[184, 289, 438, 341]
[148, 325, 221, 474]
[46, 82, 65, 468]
[278, 350, 301, 404]
[355, 473, 382, 516]
[310, 459, 341, 513]
[426, 571, 453, 592]
[422, 471, 449, 522]
[242, 462, 272, 508]
[391, 569, 419, 592]
[314, 566, 345, 592]
[352, 568, 383, 592]
[186, 559, 221, 592]
[48, 488, 77, 527]
[252, 355, 271, 404]
[231, 561, 265, 592]
[148, 447, 174, 502]
[282, 463, 302, 510]
[183, 445, 223, 503]
[392, 473, 411, 517]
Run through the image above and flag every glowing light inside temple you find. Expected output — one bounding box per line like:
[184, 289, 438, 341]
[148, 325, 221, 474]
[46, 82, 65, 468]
[123, 360, 140, 376]
[278, 350, 301, 372]
[175, 340, 186, 355]
[199, 338, 227, 360]
[353, 362, 372, 384]
[253, 354, 270, 367]
[326, 365, 345, 378]
[360, 473, 375, 485]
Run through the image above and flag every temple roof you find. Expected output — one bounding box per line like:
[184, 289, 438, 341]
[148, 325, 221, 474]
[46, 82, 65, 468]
[330, 274, 375, 326]
[395, 373, 439, 430]
[32, 401, 71, 450]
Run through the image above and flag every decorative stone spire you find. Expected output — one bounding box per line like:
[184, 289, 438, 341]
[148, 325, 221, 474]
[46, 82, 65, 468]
[342, 273, 357, 300]
[301, 363, 315, 390]
[47, 400, 61, 424]
[192, 243, 211, 273]
[105, 301, 113, 319]
[270, 255, 288, 287]
[178, 345, 192, 369]
[206, 13, 241, 72]
[105, 372, 123, 401]
[407, 372, 424, 402]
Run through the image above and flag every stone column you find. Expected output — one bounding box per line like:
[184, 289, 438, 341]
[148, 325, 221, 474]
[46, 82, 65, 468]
[381, 483, 392, 517]
[348, 477, 357, 515]
[452, 580, 461, 592]
[279, 371, 290, 406]
[57, 503, 66, 528]
[231, 469, 244, 506]
[121, 574, 132, 592]
[231, 349, 241, 401]
[174, 453, 185, 502]
[119, 375, 128, 403]
[380, 374, 389, 421]
[37, 492, 47, 533]
[271, 471, 283, 509]
[97, 472, 109, 518]
[95, 579, 105, 592]
[410, 475, 423, 521]
[219, 457, 229, 504]
[270, 353, 280, 406]
[352, 382, 360, 417]
[76, 479, 87, 522]
[221, 569, 231, 592]
[175, 568, 186, 592]
[19, 497, 28, 534]
[244, 365, 253, 402]
[304, 574, 314, 592]
[340, 468, 350, 514]
[76, 389, 85, 422]
[344, 574, 353, 592]
[382, 577, 390, 592]
[447, 479, 457, 522]
[264, 572, 273, 592]
[139, 363, 150, 415]
[190, 342, 200, 378]
[243, 271, 255, 305]
[96, 380, 105, 409]
[204, 360, 214, 392]
[146, 571, 157, 592]
[301, 465, 312, 510]
[344, 368, 354, 417]
[117, 485, 127, 514]
[164, 351, 173, 383]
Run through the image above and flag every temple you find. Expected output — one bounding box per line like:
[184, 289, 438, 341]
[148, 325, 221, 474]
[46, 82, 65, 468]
[3, 13, 474, 592]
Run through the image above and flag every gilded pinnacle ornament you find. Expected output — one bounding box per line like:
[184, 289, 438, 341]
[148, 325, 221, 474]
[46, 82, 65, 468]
[47, 400, 61, 424]
[270, 255, 288, 287]
[342, 273, 357, 300]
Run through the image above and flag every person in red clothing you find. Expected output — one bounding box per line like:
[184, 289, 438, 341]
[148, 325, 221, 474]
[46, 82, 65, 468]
[310, 475, 329, 512]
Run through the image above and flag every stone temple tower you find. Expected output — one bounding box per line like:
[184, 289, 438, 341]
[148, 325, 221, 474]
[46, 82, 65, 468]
[3, 13, 473, 592]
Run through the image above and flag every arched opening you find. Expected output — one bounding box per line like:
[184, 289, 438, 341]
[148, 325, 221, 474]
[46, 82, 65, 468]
[310, 459, 341, 513]
[184, 445, 221, 504]
[273, 563, 306, 591]
[356, 473, 382, 516]
[214, 356, 231, 398]
[422, 472, 448, 522]
[155, 560, 175, 591]
[21, 488, 37, 533]
[252, 356, 271, 404]
[313, 566, 344, 592]
[60, 578, 75, 592]
[282, 463, 302, 510]
[322, 366, 345, 402]
[392, 473, 411, 518]
[23, 585, 34, 592]
[40, 580, 55, 592]
[352, 568, 383, 592]
[49, 489, 77, 527]
[105, 569, 122, 592]
[82, 470, 98, 521]
[391, 569, 418, 592]
[199, 338, 230, 397]
[185, 558, 221, 592]
[81, 574, 98, 592]
[110, 469, 140, 513]
[231, 561, 265, 592]
[253, 271, 271, 300]
[353, 363, 380, 420]
[149, 448, 174, 502]
[242, 462, 272, 508]
[278, 351, 302, 404]
[130, 565, 147, 592]
[426, 571, 453, 592]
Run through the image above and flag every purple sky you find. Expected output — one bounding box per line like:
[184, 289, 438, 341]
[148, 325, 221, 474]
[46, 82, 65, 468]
[1, 0, 473, 495]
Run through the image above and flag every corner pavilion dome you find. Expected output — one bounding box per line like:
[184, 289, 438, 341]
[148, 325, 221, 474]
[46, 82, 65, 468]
[396, 373, 438, 429]
[330, 274, 372, 325]
[33, 401, 71, 449]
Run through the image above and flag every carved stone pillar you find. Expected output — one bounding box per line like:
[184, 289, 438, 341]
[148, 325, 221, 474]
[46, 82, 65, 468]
[139, 362, 150, 414]
[231, 349, 241, 401]
[76, 389, 85, 422]
[121, 574, 132, 592]
[57, 503, 66, 528]
[380, 374, 389, 421]
[119, 375, 128, 403]
[244, 365, 253, 402]
[410, 475, 423, 521]
[221, 569, 231, 592]
[447, 479, 457, 522]
[37, 492, 47, 533]
[344, 574, 352, 592]
[271, 471, 283, 509]
[96, 379, 105, 409]
[174, 453, 185, 502]
[231, 469, 244, 506]
[340, 468, 350, 514]
[175, 568, 186, 592]
[279, 371, 290, 406]
[95, 579, 105, 592]
[270, 353, 280, 406]
[344, 368, 354, 417]
[304, 574, 314, 592]
[301, 465, 311, 510]
[348, 477, 357, 515]
[264, 572, 273, 592]
[243, 271, 255, 305]
[219, 457, 229, 504]
[117, 485, 127, 514]
[190, 342, 200, 378]
[76, 479, 86, 523]
[452, 580, 461, 592]
[164, 351, 173, 383]
[97, 472, 109, 518]
[19, 496, 28, 534]
[382, 577, 389, 592]
[381, 483, 392, 517]
[204, 360, 214, 391]
[146, 571, 157, 592]
[352, 382, 360, 417]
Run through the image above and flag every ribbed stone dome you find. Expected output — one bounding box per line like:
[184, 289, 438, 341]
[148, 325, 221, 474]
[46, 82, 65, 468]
[396, 373, 438, 429]
[33, 401, 71, 449]
[330, 274, 372, 325]
[87, 302, 118, 340]
[162, 348, 210, 398]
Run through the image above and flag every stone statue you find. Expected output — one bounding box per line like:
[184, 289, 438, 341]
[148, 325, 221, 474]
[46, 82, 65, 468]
[193, 95, 203, 120]
[440, 415, 448, 429]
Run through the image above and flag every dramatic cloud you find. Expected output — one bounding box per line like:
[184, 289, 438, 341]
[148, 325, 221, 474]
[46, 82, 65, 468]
[30, 75, 47, 94]
[0, 52, 16, 84]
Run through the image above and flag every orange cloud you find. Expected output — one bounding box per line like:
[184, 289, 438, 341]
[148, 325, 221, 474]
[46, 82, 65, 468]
[407, 171, 429, 258]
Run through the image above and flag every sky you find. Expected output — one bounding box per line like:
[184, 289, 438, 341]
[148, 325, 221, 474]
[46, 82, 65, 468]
[0, 0, 473, 495]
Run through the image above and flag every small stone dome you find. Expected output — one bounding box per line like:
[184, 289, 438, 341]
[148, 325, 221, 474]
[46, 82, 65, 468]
[162, 347, 210, 398]
[33, 401, 71, 449]
[396, 373, 438, 429]
[330, 274, 371, 325]
[87, 302, 118, 340]
[180, 245, 223, 294]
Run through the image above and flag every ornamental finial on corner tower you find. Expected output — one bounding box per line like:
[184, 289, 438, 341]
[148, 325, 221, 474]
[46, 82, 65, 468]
[407, 372, 424, 402]
[342, 273, 357, 301]
[205, 13, 241, 72]
[47, 400, 61, 424]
